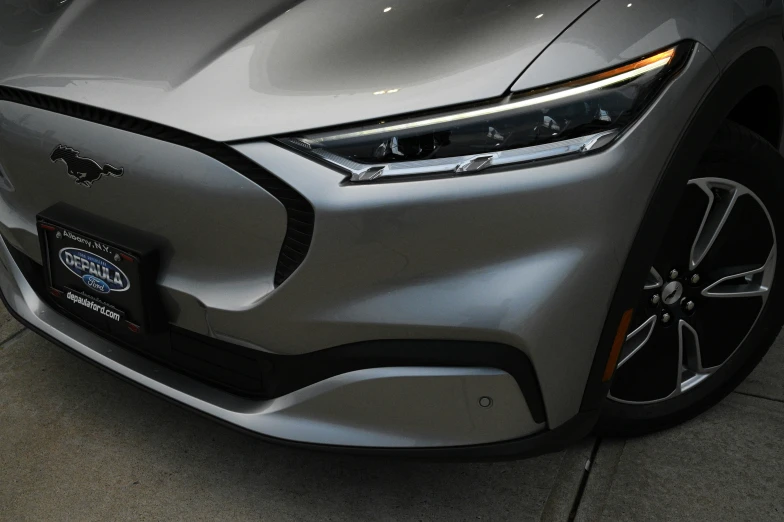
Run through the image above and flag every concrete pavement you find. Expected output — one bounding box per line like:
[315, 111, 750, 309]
[1, 303, 783, 521]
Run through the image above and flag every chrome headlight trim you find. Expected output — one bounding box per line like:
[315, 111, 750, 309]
[282, 130, 619, 182]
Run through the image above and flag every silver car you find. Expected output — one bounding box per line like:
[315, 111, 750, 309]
[0, 0, 783, 458]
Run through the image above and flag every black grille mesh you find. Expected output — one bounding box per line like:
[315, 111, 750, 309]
[0, 85, 314, 286]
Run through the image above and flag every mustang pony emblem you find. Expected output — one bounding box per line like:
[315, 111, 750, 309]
[50, 145, 124, 187]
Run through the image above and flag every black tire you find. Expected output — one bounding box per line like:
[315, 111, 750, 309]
[598, 121, 784, 436]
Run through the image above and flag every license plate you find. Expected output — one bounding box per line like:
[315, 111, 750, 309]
[37, 205, 162, 336]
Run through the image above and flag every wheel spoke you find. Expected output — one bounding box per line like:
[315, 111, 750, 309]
[679, 320, 708, 374]
[702, 248, 776, 302]
[652, 184, 710, 273]
[644, 267, 663, 290]
[611, 318, 681, 403]
[689, 179, 743, 270]
[691, 295, 763, 368]
[617, 315, 657, 368]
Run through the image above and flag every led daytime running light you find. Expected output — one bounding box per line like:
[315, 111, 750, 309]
[303, 49, 676, 145]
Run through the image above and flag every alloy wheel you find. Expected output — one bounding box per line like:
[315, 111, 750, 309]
[610, 177, 777, 404]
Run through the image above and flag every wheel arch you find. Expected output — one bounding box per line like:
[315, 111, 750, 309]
[580, 45, 784, 413]
[726, 85, 782, 149]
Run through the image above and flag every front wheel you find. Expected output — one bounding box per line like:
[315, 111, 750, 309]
[599, 122, 784, 435]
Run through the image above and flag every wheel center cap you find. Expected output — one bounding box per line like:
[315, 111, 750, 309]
[662, 281, 684, 305]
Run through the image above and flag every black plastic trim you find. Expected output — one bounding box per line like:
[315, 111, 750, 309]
[0, 85, 314, 286]
[176, 327, 548, 425]
[580, 47, 784, 412]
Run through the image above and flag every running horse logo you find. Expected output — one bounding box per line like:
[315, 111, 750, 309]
[50, 145, 124, 187]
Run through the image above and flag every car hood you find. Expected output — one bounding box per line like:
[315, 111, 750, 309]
[0, 0, 597, 141]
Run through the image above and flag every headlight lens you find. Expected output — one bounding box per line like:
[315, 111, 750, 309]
[280, 43, 692, 182]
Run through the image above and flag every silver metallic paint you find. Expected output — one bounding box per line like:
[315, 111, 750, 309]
[0, 101, 287, 323]
[0, 46, 719, 430]
[0, 0, 597, 141]
[224, 46, 719, 428]
[513, 0, 780, 92]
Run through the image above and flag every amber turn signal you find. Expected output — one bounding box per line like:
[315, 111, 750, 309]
[603, 308, 635, 382]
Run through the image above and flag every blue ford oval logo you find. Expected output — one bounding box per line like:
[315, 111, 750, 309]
[59, 248, 130, 293]
[82, 274, 110, 293]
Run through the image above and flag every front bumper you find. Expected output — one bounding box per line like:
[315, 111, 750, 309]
[0, 43, 719, 455]
[0, 236, 599, 457]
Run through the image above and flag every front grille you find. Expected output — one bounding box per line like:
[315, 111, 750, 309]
[0, 86, 314, 286]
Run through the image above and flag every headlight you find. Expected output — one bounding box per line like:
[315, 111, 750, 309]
[279, 43, 692, 182]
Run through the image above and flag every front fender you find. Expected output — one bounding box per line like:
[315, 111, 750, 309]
[511, 0, 777, 92]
